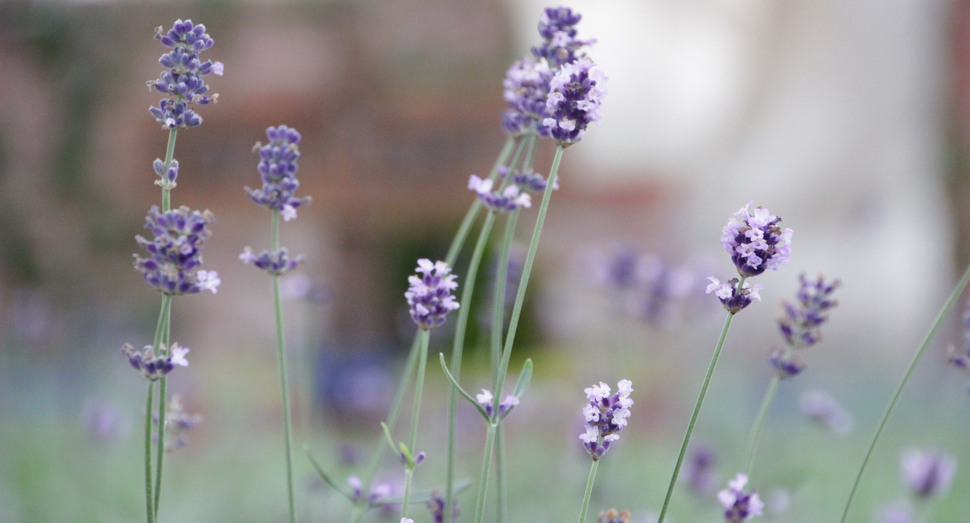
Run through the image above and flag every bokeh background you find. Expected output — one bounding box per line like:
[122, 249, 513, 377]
[3, 0, 970, 521]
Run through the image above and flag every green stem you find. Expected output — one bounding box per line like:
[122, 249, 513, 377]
[491, 212, 518, 377]
[491, 145, 563, 414]
[152, 293, 172, 519]
[353, 336, 421, 522]
[657, 292, 741, 523]
[144, 381, 155, 523]
[474, 424, 498, 523]
[744, 374, 780, 476]
[444, 212, 496, 521]
[270, 210, 298, 523]
[839, 264, 970, 522]
[577, 459, 600, 523]
[401, 468, 415, 518]
[496, 424, 508, 523]
[401, 329, 430, 518]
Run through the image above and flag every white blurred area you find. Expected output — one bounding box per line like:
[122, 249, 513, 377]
[505, 0, 956, 361]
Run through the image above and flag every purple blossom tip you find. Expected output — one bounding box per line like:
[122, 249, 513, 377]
[149, 20, 220, 129]
[580, 379, 633, 460]
[246, 125, 310, 216]
[542, 56, 607, 145]
[718, 473, 764, 522]
[721, 202, 792, 277]
[405, 259, 459, 330]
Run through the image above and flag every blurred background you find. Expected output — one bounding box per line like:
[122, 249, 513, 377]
[2, 0, 970, 521]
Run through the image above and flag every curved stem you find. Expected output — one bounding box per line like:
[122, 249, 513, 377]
[577, 460, 600, 523]
[474, 424, 498, 523]
[444, 212, 496, 521]
[839, 264, 970, 522]
[492, 145, 563, 413]
[657, 295, 740, 523]
[270, 210, 298, 523]
[744, 374, 780, 476]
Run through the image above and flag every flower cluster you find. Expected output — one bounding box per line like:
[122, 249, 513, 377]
[467, 174, 532, 212]
[245, 125, 310, 220]
[502, 6, 605, 141]
[542, 57, 607, 145]
[121, 342, 189, 381]
[770, 274, 840, 378]
[706, 277, 763, 315]
[532, 6, 594, 67]
[500, 166, 559, 194]
[721, 203, 793, 277]
[579, 379, 633, 460]
[800, 390, 852, 435]
[133, 205, 219, 295]
[152, 158, 180, 190]
[475, 389, 520, 419]
[717, 473, 764, 522]
[239, 246, 305, 276]
[900, 448, 957, 499]
[405, 259, 460, 330]
[149, 19, 222, 130]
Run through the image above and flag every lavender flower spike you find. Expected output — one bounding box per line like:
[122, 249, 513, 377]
[532, 7, 595, 67]
[148, 19, 222, 130]
[133, 205, 218, 295]
[245, 125, 311, 220]
[405, 259, 460, 330]
[580, 379, 633, 461]
[721, 202, 793, 277]
[502, 56, 554, 136]
[717, 473, 764, 522]
[771, 274, 840, 378]
[542, 56, 607, 146]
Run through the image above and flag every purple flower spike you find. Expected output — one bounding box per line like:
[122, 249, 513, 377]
[405, 259, 460, 330]
[541, 56, 607, 146]
[245, 125, 311, 219]
[502, 56, 555, 136]
[706, 277, 762, 315]
[721, 203, 793, 277]
[133, 205, 218, 295]
[149, 19, 221, 129]
[717, 473, 764, 522]
[900, 448, 957, 499]
[580, 379, 633, 461]
[771, 274, 840, 378]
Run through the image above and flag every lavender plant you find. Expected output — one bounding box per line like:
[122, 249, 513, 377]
[240, 124, 309, 523]
[124, 18, 221, 523]
[744, 274, 840, 475]
[657, 203, 791, 522]
[578, 380, 634, 522]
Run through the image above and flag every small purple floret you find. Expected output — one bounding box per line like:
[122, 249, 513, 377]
[579, 379, 633, 461]
[717, 473, 764, 522]
[706, 277, 762, 315]
[405, 259, 460, 330]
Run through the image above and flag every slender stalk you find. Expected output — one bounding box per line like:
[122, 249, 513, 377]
[491, 145, 563, 412]
[269, 209, 298, 523]
[657, 297, 740, 522]
[474, 424, 498, 523]
[839, 264, 970, 522]
[144, 381, 155, 523]
[152, 295, 172, 518]
[744, 374, 780, 476]
[444, 213, 496, 521]
[353, 335, 421, 522]
[401, 329, 430, 518]
[496, 424, 509, 523]
[577, 460, 600, 523]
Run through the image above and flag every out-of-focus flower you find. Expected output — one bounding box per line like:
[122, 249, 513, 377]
[770, 274, 840, 378]
[597, 508, 633, 523]
[800, 390, 852, 435]
[900, 448, 956, 499]
[122, 342, 190, 381]
[532, 6, 594, 67]
[240, 246, 305, 276]
[717, 473, 763, 522]
[468, 174, 532, 212]
[683, 443, 719, 497]
[405, 259, 460, 330]
[580, 379, 633, 460]
[156, 394, 201, 452]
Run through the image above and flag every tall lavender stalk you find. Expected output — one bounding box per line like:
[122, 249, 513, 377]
[124, 19, 221, 523]
[657, 203, 792, 522]
[241, 125, 310, 523]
